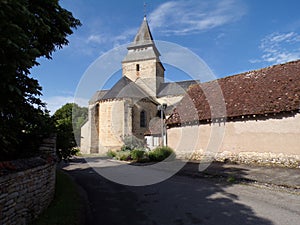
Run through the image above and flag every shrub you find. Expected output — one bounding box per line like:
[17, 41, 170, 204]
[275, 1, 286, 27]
[57, 147, 80, 162]
[149, 146, 175, 162]
[107, 150, 116, 158]
[120, 145, 131, 152]
[115, 151, 132, 161]
[131, 149, 146, 161]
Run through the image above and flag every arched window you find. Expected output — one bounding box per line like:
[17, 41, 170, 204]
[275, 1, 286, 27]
[136, 64, 140, 71]
[140, 110, 146, 127]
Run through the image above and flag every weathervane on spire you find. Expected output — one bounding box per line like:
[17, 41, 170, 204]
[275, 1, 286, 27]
[144, 1, 147, 18]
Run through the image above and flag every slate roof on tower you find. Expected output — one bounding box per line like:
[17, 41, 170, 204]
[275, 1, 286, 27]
[123, 16, 160, 63]
[132, 16, 154, 45]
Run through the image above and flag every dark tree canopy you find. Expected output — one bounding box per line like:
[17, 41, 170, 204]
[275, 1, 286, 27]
[53, 103, 88, 160]
[0, 0, 81, 160]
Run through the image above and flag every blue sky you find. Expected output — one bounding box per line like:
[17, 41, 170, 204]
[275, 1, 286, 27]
[30, 0, 300, 113]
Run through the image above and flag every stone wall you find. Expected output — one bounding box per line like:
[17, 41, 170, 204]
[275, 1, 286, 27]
[80, 119, 90, 154]
[80, 104, 99, 154]
[122, 59, 164, 97]
[96, 99, 158, 153]
[181, 149, 300, 168]
[132, 99, 158, 140]
[167, 113, 300, 168]
[0, 138, 56, 225]
[98, 100, 125, 153]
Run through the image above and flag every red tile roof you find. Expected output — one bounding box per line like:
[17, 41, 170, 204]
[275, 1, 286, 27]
[167, 60, 300, 126]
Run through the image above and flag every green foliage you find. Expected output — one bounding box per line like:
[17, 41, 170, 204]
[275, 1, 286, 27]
[120, 145, 132, 152]
[57, 147, 80, 162]
[149, 146, 175, 162]
[0, 0, 80, 160]
[115, 151, 132, 161]
[53, 103, 87, 161]
[227, 176, 236, 183]
[107, 150, 116, 158]
[112, 146, 175, 163]
[72, 105, 88, 145]
[131, 149, 146, 161]
[108, 148, 147, 162]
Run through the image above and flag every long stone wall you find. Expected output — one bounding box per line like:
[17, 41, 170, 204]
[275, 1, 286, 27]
[167, 113, 300, 168]
[0, 138, 56, 225]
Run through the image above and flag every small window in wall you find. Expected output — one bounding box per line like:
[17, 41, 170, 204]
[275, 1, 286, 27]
[140, 110, 146, 127]
[136, 64, 140, 71]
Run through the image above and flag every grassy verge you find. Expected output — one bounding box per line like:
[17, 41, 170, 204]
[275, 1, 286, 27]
[31, 170, 83, 225]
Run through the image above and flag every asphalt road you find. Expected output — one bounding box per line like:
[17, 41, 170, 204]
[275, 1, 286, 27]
[62, 158, 300, 225]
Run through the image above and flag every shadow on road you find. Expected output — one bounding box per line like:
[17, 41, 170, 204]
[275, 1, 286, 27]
[61, 158, 273, 225]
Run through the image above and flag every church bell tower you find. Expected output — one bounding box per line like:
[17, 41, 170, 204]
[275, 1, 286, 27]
[122, 16, 165, 97]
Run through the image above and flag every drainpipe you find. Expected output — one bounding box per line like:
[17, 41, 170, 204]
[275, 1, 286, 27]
[157, 103, 167, 146]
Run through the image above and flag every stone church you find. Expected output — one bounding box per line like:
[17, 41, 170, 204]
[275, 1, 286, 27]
[81, 16, 300, 165]
[80, 17, 195, 154]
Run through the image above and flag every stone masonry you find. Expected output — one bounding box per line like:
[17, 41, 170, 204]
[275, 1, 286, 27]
[0, 137, 56, 225]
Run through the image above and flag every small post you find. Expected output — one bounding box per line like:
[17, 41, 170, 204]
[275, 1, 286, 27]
[157, 103, 167, 146]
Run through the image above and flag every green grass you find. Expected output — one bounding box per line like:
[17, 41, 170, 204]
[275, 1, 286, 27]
[227, 176, 236, 183]
[31, 170, 82, 225]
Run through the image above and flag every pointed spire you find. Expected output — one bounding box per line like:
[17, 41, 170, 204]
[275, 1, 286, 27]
[123, 17, 160, 63]
[131, 16, 154, 46]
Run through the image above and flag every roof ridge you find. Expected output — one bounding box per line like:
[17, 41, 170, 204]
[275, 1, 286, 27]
[218, 59, 300, 81]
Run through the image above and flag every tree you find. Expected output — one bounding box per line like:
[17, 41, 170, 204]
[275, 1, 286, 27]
[0, 0, 81, 160]
[53, 103, 87, 160]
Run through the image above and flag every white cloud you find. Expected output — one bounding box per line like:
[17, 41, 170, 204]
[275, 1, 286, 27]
[87, 34, 106, 44]
[112, 28, 137, 47]
[67, 0, 247, 57]
[67, 28, 135, 56]
[148, 0, 246, 35]
[253, 32, 300, 64]
[42, 96, 88, 114]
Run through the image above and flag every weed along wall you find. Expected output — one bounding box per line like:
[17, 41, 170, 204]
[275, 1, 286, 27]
[0, 137, 56, 225]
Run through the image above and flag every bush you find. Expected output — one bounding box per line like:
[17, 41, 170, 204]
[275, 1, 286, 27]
[53, 103, 87, 161]
[57, 147, 80, 162]
[107, 150, 116, 158]
[115, 151, 132, 161]
[149, 146, 175, 162]
[131, 149, 146, 161]
[112, 146, 175, 163]
[120, 145, 132, 152]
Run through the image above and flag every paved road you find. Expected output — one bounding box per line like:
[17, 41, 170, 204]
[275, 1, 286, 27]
[62, 158, 300, 225]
